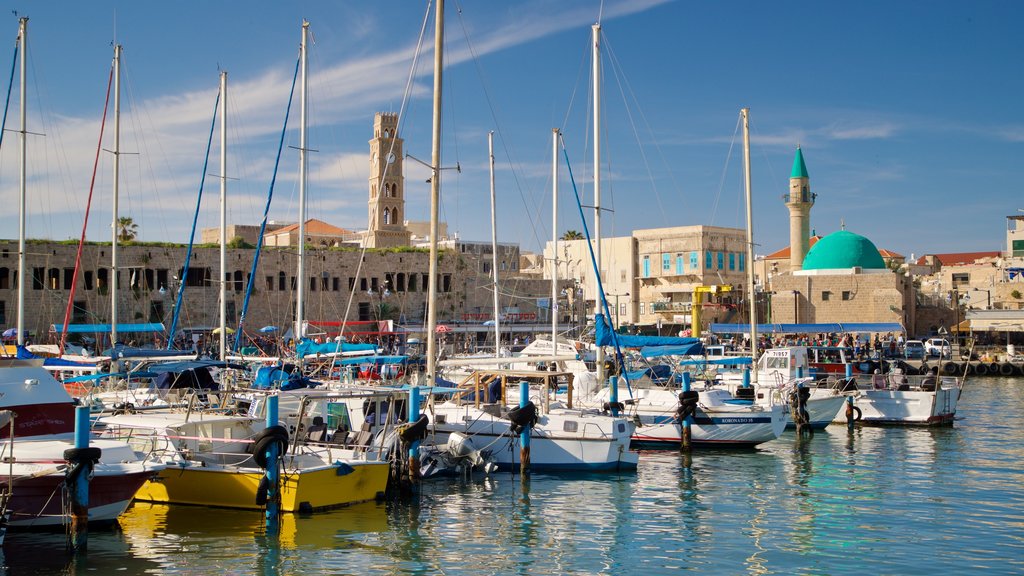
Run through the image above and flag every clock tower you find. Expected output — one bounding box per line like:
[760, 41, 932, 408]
[366, 112, 411, 248]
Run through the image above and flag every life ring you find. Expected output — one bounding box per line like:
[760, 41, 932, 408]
[252, 425, 289, 468]
[398, 414, 430, 443]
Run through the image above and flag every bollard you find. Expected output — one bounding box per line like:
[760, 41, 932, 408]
[681, 372, 692, 450]
[264, 395, 281, 536]
[66, 405, 98, 552]
[519, 381, 531, 475]
[742, 368, 751, 388]
[845, 363, 853, 379]
[609, 375, 619, 417]
[796, 366, 804, 379]
[408, 386, 421, 482]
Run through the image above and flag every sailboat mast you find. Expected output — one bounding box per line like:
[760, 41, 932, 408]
[551, 128, 559, 355]
[592, 23, 605, 385]
[425, 0, 444, 384]
[742, 108, 758, 381]
[296, 21, 309, 357]
[219, 71, 228, 361]
[110, 44, 122, 348]
[15, 17, 26, 347]
[488, 131, 500, 356]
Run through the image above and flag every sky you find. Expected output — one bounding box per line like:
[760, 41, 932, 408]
[0, 0, 1020, 262]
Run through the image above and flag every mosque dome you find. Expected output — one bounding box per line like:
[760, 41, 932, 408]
[800, 230, 886, 270]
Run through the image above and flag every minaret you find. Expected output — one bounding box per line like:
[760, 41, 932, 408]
[786, 146, 814, 270]
[366, 112, 411, 248]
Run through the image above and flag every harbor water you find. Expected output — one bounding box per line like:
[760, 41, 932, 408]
[3, 376, 1023, 575]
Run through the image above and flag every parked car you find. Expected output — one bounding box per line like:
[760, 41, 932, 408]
[904, 340, 926, 359]
[925, 338, 952, 359]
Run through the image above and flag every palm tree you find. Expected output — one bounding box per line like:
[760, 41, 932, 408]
[117, 217, 138, 242]
[561, 230, 584, 240]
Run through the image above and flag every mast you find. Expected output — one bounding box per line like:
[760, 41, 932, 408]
[592, 23, 605, 385]
[551, 128, 559, 355]
[425, 0, 443, 384]
[110, 44, 122, 349]
[488, 131, 500, 357]
[296, 21, 309, 360]
[742, 108, 758, 382]
[218, 71, 228, 361]
[15, 18, 26, 347]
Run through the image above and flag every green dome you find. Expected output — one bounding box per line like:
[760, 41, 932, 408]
[801, 230, 886, 270]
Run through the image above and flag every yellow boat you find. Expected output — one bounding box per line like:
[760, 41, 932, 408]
[100, 412, 389, 512]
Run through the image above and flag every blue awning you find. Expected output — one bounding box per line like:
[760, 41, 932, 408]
[710, 322, 903, 334]
[52, 323, 166, 334]
[638, 343, 705, 358]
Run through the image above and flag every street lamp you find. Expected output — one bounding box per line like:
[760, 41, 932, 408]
[608, 292, 629, 328]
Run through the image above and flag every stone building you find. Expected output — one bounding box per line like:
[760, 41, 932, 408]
[363, 112, 411, 248]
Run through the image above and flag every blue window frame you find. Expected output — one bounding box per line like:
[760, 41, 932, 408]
[662, 253, 671, 272]
[676, 254, 684, 275]
[717, 252, 724, 269]
[705, 251, 712, 269]
[739, 253, 745, 271]
[690, 252, 698, 270]
[642, 255, 650, 278]
[729, 253, 735, 270]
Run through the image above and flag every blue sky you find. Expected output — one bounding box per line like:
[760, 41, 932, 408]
[0, 0, 1019, 261]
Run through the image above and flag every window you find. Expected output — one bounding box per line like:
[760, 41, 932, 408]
[821, 291, 831, 301]
[729, 253, 735, 271]
[951, 273, 969, 286]
[278, 271, 287, 291]
[409, 273, 417, 292]
[842, 291, 852, 301]
[0, 301, 6, 324]
[265, 276, 274, 291]
[705, 252, 712, 269]
[234, 271, 243, 292]
[676, 254, 684, 275]
[332, 277, 340, 292]
[147, 301, 163, 323]
[739, 253, 745, 272]
[619, 302, 626, 317]
[690, 252, 698, 270]
[32, 267, 44, 290]
[383, 208, 391, 225]
[717, 252, 724, 270]
[84, 271, 93, 290]
[442, 274, 452, 293]
[72, 300, 88, 323]
[360, 278, 368, 292]
[639, 302, 646, 315]
[0, 267, 8, 289]
[48, 268, 60, 290]
[642, 255, 650, 278]
[64, 268, 76, 290]
[662, 253, 671, 271]
[563, 420, 578, 433]
[1014, 239, 1024, 257]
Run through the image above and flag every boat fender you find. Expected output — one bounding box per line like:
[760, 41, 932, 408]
[676, 390, 699, 421]
[252, 425, 289, 469]
[942, 362, 958, 375]
[506, 402, 538, 435]
[334, 462, 355, 476]
[602, 401, 625, 414]
[255, 476, 270, 506]
[1000, 363, 1015, 376]
[112, 402, 135, 416]
[852, 406, 862, 421]
[63, 447, 103, 465]
[398, 414, 430, 443]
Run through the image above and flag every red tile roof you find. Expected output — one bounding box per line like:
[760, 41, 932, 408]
[764, 236, 822, 260]
[913, 251, 1002, 266]
[268, 219, 353, 236]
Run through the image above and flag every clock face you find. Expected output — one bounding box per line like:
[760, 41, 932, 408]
[386, 152, 396, 164]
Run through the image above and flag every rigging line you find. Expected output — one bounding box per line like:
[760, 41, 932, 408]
[167, 89, 220, 348]
[328, 0, 431, 366]
[233, 53, 301, 352]
[558, 133, 632, 397]
[58, 66, 114, 355]
[708, 113, 742, 227]
[451, 2, 545, 255]
[603, 36, 669, 227]
[749, 119, 781, 207]
[0, 33, 17, 153]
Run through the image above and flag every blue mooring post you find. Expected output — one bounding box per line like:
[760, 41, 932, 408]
[681, 372, 692, 450]
[264, 395, 280, 536]
[742, 368, 751, 388]
[796, 366, 804, 379]
[68, 405, 92, 552]
[845, 363, 853, 379]
[609, 374, 619, 417]
[846, 395, 855, 431]
[519, 381, 531, 475]
[408, 386, 421, 482]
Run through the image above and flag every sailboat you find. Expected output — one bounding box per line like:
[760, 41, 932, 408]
[418, 5, 636, 473]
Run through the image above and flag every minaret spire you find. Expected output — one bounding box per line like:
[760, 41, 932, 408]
[785, 146, 814, 270]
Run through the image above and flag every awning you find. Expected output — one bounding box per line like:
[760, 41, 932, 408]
[710, 322, 904, 334]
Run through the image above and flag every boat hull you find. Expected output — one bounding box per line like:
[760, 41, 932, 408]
[630, 407, 785, 448]
[135, 460, 390, 512]
[842, 386, 960, 426]
[2, 469, 153, 528]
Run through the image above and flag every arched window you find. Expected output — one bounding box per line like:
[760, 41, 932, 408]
[383, 208, 391, 225]
[278, 271, 286, 291]
[392, 206, 399, 224]
[233, 271, 243, 292]
[0, 267, 8, 290]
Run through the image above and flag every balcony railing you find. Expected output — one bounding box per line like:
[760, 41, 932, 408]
[651, 301, 692, 312]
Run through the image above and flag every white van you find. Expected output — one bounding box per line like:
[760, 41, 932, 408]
[925, 338, 952, 359]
